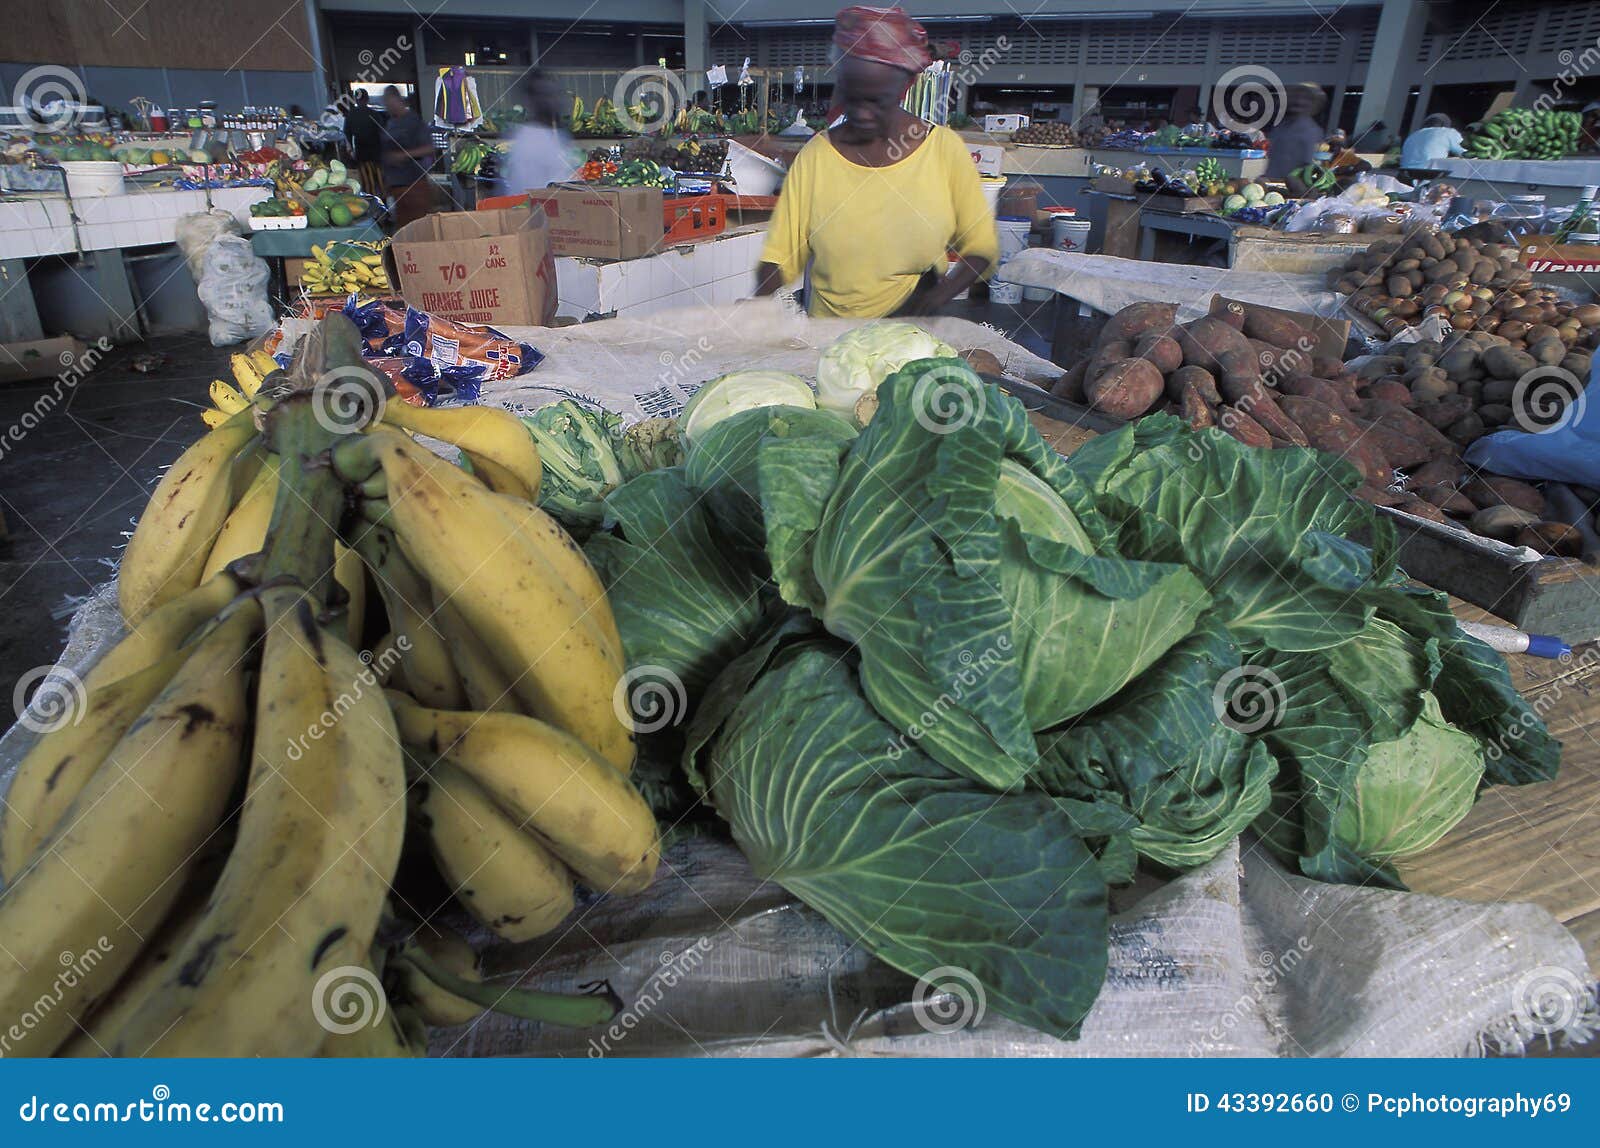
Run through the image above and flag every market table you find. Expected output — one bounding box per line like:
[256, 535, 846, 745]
[1435, 155, 1600, 210]
[249, 220, 385, 303]
[1136, 206, 1235, 264]
[1136, 209, 1381, 275]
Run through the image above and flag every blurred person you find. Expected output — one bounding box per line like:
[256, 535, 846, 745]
[755, 5, 998, 317]
[1400, 113, 1465, 172]
[499, 72, 578, 196]
[381, 85, 436, 227]
[343, 89, 384, 196]
[1264, 82, 1327, 181]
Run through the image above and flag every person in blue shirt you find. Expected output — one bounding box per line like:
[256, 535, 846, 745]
[1400, 114, 1465, 172]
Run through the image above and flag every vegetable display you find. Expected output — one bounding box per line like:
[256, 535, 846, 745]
[815, 321, 957, 423]
[584, 344, 1558, 1038]
[1465, 108, 1581, 161]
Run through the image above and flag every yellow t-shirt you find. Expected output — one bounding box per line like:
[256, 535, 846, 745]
[760, 124, 1000, 319]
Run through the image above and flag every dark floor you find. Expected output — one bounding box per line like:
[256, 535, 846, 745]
[0, 333, 228, 694]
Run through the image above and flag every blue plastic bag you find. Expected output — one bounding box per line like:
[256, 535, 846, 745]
[1463, 355, 1600, 486]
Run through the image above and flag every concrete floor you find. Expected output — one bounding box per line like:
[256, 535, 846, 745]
[0, 333, 226, 696]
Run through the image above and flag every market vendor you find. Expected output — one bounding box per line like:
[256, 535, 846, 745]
[1263, 83, 1327, 182]
[1399, 113, 1465, 174]
[381, 85, 437, 228]
[754, 6, 998, 318]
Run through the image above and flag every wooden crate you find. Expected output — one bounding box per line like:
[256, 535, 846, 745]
[1229, 226, 1375, 275]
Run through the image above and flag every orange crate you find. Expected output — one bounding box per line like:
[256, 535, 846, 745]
[662, 194, 728, 244]
[476, 193, 531, 211]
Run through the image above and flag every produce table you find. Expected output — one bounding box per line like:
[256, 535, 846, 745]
[1135, 210, 1380, 275]
[1435, 156, 1600, 210]
[246, 220, 384, 258]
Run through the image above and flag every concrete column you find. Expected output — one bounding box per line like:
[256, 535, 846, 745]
[684, 0, 709, 95]
[304, 0, 328, 106]
[414, 22, 431, 118]
[529, 26, 540, 67]
[1353, 0, 1428, 141]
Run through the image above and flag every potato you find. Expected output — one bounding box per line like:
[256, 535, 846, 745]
[1099, 302, 1178, 347]
[1355, 356, 1407, 380]
[1133, 332, 1183, 375]
[1437, 346, 1479, 380]
[1216, 404, 1272, 448]
[1528, 338, 1566, 367]
[1561, 352, 1593, 378]
[1417, 484, 1477, 514]
[1446, 412, 1487, 447]
[1478, 403, 1513, 427]
[1480, 378, 1515, 404]
[959, 348, 1003, 378]
[1240, 308, 1312, 351]
[1517, 522, 1583, 558]
[1176, 316, 1252, 372]
[1482, 345, 1539, 380]
[1463, 475, 1545, 515]
[1387, 275, 1415, 298]
[1179, 383, 1215, 429]
[1470, 504, 1540, 542]
[1168, 364, 1221, 405]
[1085, 339, 1132, 384]
[1408, 457, 1465, 487]
[1398, 497, 1450, 524]
[1052, 362, 1087, 403]
[1086, 358, 1165, 419]
[1366, 381, 1414, 407]
[1409, 372, 1454, 404]
[1416, 395, 1475, 429]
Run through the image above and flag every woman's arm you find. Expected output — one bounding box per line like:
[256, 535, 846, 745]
[897, 254, 987, 316]
[755, 262, 786, 297]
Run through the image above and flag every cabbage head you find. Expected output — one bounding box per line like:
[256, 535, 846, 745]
[815, 322, 956, 421]
[521, 400, 626, 536]
[681, 369, 815, 443]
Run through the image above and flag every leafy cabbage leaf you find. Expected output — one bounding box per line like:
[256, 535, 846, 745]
[681, 369, 816, 443]
[521, 400, 627, 537]
[688, 638, 1113, 1039]
[815, 322, 957, 418]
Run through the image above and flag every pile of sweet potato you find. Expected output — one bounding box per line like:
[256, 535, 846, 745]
[1053, 300, 1432, 497]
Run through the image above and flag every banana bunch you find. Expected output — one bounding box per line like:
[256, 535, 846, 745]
[201, 347, 277, 429]
[1466, 108, 1581, 161]
[301, 241, 391, 296]
[0, 315, 649, 1056]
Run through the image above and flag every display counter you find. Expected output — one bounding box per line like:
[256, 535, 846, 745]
[1436, 156, 1600, 209]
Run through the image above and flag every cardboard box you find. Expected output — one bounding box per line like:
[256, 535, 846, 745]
[391, 207, 557, 327]
[526, 185, 664, 261]
[969, 143, 1003, 176]
[0, 336, 89, 383]
[1521, 236, 1600, 273]
[984, 114, 1030, 133]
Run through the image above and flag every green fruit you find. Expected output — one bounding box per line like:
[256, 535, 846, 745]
[329, 203, 352, 227]
[308, 206, 330, 228]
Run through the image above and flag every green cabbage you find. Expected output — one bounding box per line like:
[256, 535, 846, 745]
[521, 400, 626, 537]
[619, 417, 685, 478]
[815, 322, 956, 420]
[680, 369, 815, 443]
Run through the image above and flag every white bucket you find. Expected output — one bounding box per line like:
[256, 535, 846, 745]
[1051, 215, 1092, 253]
[980, 176, 1006, 215]
[61, 161, 124, 198]
[996, 216, 1031, 263]
[1022, 285, 1054, 302]
[989, 278, 1023, 305]
[725, 140, 786, 197]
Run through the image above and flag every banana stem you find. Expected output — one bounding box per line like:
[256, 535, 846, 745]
[258, 396, 346, 597]
[396, 949, 622, 1028]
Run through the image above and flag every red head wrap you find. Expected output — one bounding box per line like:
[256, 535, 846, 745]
[833, 6, 932, 74]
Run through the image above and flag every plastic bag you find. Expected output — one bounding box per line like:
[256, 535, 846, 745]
[174, 209, 243, 282]
[195, 235, 275, 346]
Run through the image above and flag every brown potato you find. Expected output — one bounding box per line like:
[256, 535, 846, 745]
[1133, 332, 1183, 376]
[1168, 364, 1221, 405]
[1099, 302, 1179, 347]
[1086, 358, 1165, 419]
[1052, 362, 1087, 403]
[1176, 316, 1253, 372]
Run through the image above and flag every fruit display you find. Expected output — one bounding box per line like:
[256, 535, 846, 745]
[450, 138, 506, 178]
[0, 315, 652, 1056]
[300, 240, 391, 295]
[304, 157, 362, 196]
[1010, 121, 1075, 146]
[577, 157, 619, 181]
[1327, 228, 1545, 336]
[603, 157, 675, 188]
[1465, 108, 1581, 161]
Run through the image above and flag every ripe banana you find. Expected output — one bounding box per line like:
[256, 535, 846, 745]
[495, 495, 624, 665]
[334, 540, 367, 649]
[430, 593, 519, 714]
[209, 377, 250, 416]
[350, 522, 467, 710]
[201, 407, 230, 429]
[411, 752, 574, 941]
[392, 696, 658, 895]
[379, 400, 543, 504]
[392, 927, 487, 1026]
[317, 976, 418, 1058]
[345, 430, 633, 772]
[109, 587, 406, 1057]
[119, 410, 259, 624]
[0, 602, 257, 1056]
[92, 570, 241, 687]
[200, 460, 279, 580]
[0, 648, 189, 883]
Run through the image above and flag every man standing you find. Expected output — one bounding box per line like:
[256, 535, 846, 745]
[1400, 113, 1465, 173]
[381, 86, 436, 227]
[1264, 83, 1327, 182]
[343, 89, 384, 195]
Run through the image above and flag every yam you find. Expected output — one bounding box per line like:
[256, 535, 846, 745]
[1098, 302, 1178, 348]
[1470, 504, 1540, 542]
[1408, 457, 1465, 487]
[1356, 402, 1457, 459]
[1282, 376, 1351, 410]
[1417, 485, 1477, 515]
[1397, 497, 1449, 524]
[1276, 394, 1392, 486]
[1176, 316, 1252, 372]
[1517, 522, 1583, 558]
[1168, 365, 1221, 406]
[959, 348, 1003, 376]
[1133, 332, 1183, 375]
[1051, 362, 1087, 403]
[1240, 308, 1312, 351]
[1085, 339, 1132, 384]
[1416, 395, 1474, 430]
[1367, 381, 1413, 406]
[1230, 383, 1308, 445]
[1216, 405, 1272, 449]
[1179, 384, 1215, 429]
[1353, 484, 1407, 508]
[1462, 476, 1545, 515]
[1213, 300, 1248, 331]
[1446, 412, 1486, 447]
[1355, 420, 1433, 469]
[1311, 357, 1347, 379]
[1085, 358, 1164, 419]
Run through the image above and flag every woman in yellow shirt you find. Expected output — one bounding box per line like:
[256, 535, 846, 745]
[755, 7, 999, 318]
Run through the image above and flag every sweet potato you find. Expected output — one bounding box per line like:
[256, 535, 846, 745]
[1215, 348, 1262, 396]
[1237, 386, 1309, 446]
[1086, 358, 1164, 419]
[1462, 475, 1545, 515]
[1354, 399, 1456, 455]
[1084, 339, 1132, 385]
[1416, 484, 1477, 514]
[1277, 394, 1392, 485]
[1241, 307, 1312, 351]
[1179, 384, 1215, 429]
[1353, 484, 1407, 507]
[1397, 497, 1449, 523]
[1176, 316, 1252, 372]
[1133, 332, 1183, 375]
[1415, 395, 1474, 430]
[1167, 364, 1221, 405]
[1354, 420, 1433, 469]
[1216, 404, 1272, 448]
[1407, 457, 1465, 487]
[1366, 381, 1413, 406]
[1282, 375, 1350, 409]
[1311, 357, 1347, 380]
[1052, 362, 1087, 403]
[1098, 301, 1178, 348]
[1249, 339, 1312, 383]
[1212, 300, 1248, 330]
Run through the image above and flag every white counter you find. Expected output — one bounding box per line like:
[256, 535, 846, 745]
[554, 222, 768, 320]
[1437, 156, 1600, 188]
[0, 185, 272, 259]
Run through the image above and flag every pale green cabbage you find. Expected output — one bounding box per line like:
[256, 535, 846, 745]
[681, 370, 815, 443]
[815, 322, 956, 419]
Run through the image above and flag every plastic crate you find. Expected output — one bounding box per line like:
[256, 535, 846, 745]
[475, 193, 530, 211]
[662, 194, 728, 244]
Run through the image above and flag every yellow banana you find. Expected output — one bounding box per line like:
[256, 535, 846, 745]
[0, 648, 188, 883]
[0, 603, 257, 1056]
[392, 927, 486, 1026]
[495, 495, 623, 665]
[109, 587, 405, 1057]
[200, 461, 279, 580]
[430, 593, 519, 713]
[89, 570, 240, 688]
[334, 540, 367, 649]
[392, 696, 657, 895]
[348, 431, 632, 771]
[247, 349, 279, 385]
[412, 753, 574, 941]
[119, 409, 259, 624]
[379, 401, 544, 504]
[201, 407, 229, 429]
[229, 353, 264, 398]
[317, 975, 417, 1058]
[209, 377, 249, 415]
[350, 522, 467, 710]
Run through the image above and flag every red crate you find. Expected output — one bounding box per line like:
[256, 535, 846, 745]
[662, 194, 728, 244]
